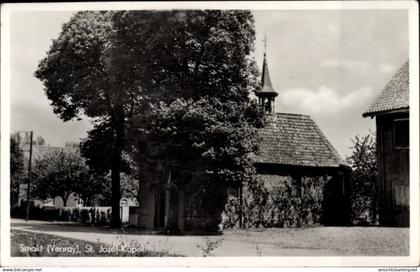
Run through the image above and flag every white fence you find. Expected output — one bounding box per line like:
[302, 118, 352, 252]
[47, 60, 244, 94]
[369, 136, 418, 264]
[59, 206, 130, 224]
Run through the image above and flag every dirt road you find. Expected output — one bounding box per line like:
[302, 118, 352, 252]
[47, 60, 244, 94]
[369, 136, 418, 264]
[10, 219, 409, 256]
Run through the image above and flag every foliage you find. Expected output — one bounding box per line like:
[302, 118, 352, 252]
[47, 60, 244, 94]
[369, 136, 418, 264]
[110, 10, 260, 103]
[121, 10, 264, 231]
[31, 149, 105, 207]
[94, 172, 139, 206]
[35, 10, 263, 228]
[34, 11, 130, 227]
[35, 11, 116, 121]
[346, 133, 378, 225]
[222, 176, 330, 228]
[72, 172, 108, 207]
[120, 172, 140, 202]
[133, 98, 262, 183]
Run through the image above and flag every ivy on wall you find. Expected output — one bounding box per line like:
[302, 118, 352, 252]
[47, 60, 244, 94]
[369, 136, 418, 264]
[222, 175, 331, 228]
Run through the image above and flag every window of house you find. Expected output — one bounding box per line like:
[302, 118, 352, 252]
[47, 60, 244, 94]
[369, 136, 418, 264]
[393, 183, 409, 208]
[394, 119, 409, 148]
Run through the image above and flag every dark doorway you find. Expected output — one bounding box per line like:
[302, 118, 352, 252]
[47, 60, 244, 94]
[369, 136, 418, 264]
[154, 191, 166, 228]
[321, 175, 351, 226]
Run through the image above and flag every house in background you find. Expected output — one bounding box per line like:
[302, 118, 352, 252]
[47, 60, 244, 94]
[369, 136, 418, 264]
[363, 61, 409, 227]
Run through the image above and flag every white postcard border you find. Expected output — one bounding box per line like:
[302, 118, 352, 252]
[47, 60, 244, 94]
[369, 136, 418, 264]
[1, 1, 419, 267]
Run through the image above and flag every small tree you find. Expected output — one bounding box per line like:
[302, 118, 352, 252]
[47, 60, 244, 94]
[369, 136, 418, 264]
[120, 173, 140, 204]
[31, 150, 74, 206]
[346, 133, 378, 225]
[10, 135, 25, 206]
[31, 149, 103, 207]
[72, 171, 108, 207]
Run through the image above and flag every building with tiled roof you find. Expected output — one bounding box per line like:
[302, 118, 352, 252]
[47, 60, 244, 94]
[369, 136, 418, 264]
[134, 51, 352, 231]
[363, 60, 409, 227]
[250, 51, 350, 227]
[255, 113, 344, 167]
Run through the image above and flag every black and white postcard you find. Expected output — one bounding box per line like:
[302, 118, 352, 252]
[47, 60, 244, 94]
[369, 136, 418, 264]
[1, 1, 419, 268]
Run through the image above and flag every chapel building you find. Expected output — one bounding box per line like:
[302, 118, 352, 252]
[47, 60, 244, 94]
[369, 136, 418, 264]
[132, 52, 351, 231]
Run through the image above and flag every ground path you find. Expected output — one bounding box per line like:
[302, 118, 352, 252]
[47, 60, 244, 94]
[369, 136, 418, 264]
[11, 219, 409, 256]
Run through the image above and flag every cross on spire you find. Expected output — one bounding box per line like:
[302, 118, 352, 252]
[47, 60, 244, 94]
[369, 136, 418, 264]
[263, 33, 267, 55]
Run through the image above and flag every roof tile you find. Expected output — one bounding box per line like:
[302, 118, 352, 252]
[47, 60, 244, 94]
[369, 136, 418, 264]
[363, 61, 409, 117]
[254, 113, 345, 168]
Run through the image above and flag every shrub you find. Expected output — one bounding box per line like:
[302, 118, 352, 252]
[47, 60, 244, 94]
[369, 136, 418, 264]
[221, 196, 241, 228]
[183, 178, 227, 232]
[10, 206, 26, 219]
[346, 134, 378, 225]
[59, 209, 71, 221]
[222, 175, 330, 228]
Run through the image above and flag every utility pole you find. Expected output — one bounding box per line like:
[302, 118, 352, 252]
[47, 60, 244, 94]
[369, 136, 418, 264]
[239, 184, 243, 228]
[25, 131, 33, 221]
[16, 131, 34, 220]
[16, 133, 21, 207]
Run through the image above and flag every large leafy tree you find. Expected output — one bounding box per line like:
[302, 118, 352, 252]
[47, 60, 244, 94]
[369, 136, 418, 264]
[35, 11, 140, 227]
[35, 10, 263, 229]
[114, 10, 264, 231]
[346, 133, 378, 225]
[109, 10, 259, 103]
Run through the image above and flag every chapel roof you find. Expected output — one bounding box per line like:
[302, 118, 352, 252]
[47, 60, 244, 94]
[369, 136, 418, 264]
[254, 113, 345, 168]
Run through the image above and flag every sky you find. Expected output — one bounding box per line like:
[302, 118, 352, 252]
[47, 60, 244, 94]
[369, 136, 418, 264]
[8, 9, 408, 158]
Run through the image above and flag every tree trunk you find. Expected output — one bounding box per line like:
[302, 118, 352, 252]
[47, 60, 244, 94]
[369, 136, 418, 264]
[110, 151, 122, 228]
[110, 116, 124, 228]
[165, 172, 180, 233]
[166, 189, 180, 233]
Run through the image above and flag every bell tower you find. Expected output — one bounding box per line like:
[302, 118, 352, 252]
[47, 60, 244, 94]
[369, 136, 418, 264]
[256, 34, 278, 114]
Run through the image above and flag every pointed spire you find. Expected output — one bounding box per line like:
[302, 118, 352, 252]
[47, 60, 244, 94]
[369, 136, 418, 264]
[261, 53, 275, 93]
[257, 34, 278, 114]
[260, 33, 276, 94]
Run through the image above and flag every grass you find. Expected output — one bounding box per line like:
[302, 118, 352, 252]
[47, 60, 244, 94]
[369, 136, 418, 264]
[11, 229, 183, 257]
[223, 226, 410, 255]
